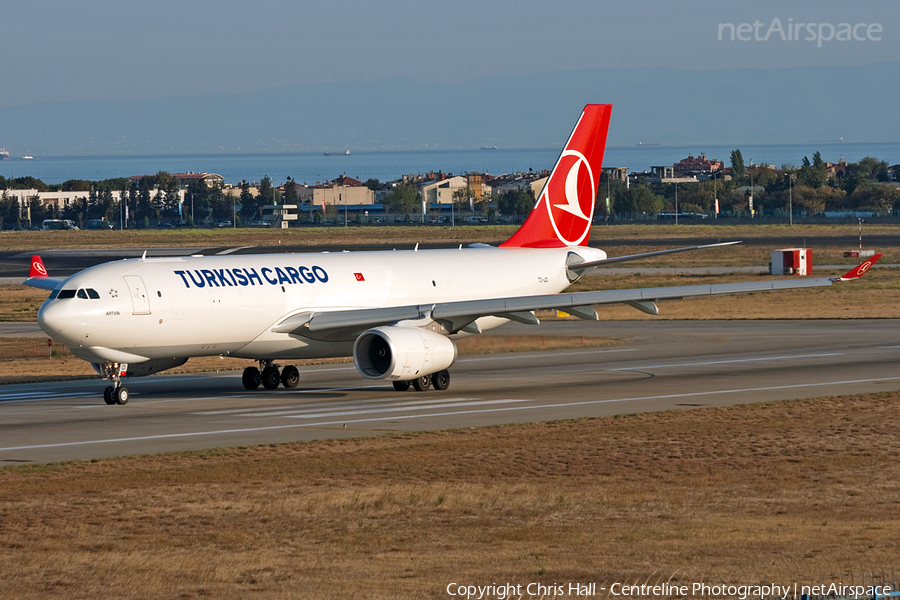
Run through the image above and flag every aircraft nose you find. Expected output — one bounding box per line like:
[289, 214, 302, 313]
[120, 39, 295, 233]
[37, 301, 69, 339]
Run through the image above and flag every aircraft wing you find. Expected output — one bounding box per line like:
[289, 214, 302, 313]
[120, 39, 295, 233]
[275, 255, 882, 340]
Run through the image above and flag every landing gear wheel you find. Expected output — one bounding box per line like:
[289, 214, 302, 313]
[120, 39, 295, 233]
[281, 365, 300, 388]
[242, 366, 261, 390]
[103, 386, 116, 405]
[411, 375, 431, 392]
[432, 369, 450, 391]
[261, 366, 281, 390]
[392, 380, 411, 392]
[115, 386, 129, 405]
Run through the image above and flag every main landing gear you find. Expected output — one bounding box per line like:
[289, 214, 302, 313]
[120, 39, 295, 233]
[392, 369, 451, 392]
[100, 363, 129, 405]
[242, 360, 300, 391]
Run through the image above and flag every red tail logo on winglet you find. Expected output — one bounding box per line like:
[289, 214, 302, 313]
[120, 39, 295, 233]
[30, 255, 48, 278]
[838, 254, 882, 280]
[500, 104, 612, 248]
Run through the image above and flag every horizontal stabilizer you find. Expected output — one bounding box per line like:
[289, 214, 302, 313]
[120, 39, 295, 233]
[568, 241, 741, 276]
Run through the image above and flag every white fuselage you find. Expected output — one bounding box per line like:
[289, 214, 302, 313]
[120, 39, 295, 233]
[37, 245, 606, 365]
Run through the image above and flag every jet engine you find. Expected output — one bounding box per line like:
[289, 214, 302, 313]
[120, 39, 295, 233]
[353, 326, 457, 380]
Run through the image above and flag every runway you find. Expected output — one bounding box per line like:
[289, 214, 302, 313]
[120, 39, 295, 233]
[1, 319, 899, 464]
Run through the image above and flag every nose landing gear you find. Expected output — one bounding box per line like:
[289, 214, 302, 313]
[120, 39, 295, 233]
[100, 362, 129, 405]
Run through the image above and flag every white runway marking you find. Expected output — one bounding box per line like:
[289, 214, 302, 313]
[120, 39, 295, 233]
[608, 352, 845, 371]
[0, 390, 95, 404]
[3, 375, 900, 453]
[195, 396, 481, 416]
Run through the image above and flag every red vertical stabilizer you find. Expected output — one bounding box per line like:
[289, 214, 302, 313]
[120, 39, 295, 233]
[500, 104, 612, 248]
[29, 255, 48, 278]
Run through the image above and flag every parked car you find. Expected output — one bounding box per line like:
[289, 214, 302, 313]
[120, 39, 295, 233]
[217, 220, 232, 227]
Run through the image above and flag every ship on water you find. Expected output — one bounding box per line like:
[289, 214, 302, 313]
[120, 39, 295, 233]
[324, 150, 350, 156]
[0, 148, 9, 160]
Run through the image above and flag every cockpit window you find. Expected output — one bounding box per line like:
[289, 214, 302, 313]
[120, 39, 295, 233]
[53, 288, 100, 300]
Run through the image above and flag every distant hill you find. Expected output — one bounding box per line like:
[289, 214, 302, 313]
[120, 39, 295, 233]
[1, 62, 897, 155]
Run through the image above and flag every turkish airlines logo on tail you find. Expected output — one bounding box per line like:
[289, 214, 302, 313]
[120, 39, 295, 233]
[32, 261, 47, 276]
[857, 260, 873, 275]
[543, 150, 595, 246]
[30, 256, 48, 277]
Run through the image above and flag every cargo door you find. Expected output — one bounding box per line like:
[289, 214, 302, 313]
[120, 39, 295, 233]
[123, 275, 151, 315]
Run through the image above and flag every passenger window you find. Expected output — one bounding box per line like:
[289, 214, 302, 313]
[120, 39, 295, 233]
[77, 289, 88, 299]
[87, 289, 100, 299]
[57, 289, 76, 299]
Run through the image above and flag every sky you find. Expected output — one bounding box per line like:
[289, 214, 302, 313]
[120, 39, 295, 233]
[2, 0, 897, 110]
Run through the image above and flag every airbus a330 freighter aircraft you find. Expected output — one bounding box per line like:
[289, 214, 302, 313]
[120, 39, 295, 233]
[25, 104, 881, 405]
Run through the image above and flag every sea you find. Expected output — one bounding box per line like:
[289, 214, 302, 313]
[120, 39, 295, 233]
[2, 141, 898, 186]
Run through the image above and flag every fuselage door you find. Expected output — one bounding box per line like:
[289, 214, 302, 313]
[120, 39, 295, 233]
[123, 275, 151, 315]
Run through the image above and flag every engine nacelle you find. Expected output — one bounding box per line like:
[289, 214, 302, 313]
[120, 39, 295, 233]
[353, 326, 457, 380]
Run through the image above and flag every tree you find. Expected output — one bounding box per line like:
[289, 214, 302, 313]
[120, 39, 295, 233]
[61, 179, 93, 192]
[283, 177, 299, 206]
[850, 183, 900, 213]
[384, 182, 419, 216]
[239, 181, 255, 223]
[452, 186, 472, 216]
[207, 184, 233, 222]
[790, 185, 842, 214]
[258, 176, 276, 207]
[497, 188, 534, 221]
[616, 183, 663, 214]
[799, 153, 827, 188]
[730, 149, 745, 181]
[0, 191, 19, 229]
[29, 196, 49, 228]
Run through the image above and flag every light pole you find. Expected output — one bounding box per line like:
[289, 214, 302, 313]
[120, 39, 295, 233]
[749, 159, 754, 218]
[675, 182, 678, 226]
[788, 172, 794, 226]
[713, 170, 717, 219]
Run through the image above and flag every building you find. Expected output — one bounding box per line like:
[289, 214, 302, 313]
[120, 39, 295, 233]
[128, 172, 224, 189]
[305, 175, 375, 208]
[488, 171, 549, 200]
[673, 154, 722, 177]
[419, 175, 468, 205]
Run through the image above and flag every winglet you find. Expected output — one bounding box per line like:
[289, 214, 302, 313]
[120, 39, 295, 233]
[29, 255, 49, 278]
[834, 254, 882, 281]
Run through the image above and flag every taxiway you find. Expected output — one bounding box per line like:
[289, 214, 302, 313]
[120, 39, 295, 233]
[1, 319, 898, 464]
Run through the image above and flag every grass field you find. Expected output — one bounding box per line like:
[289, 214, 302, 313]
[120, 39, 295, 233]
[1, 393, 899, 599]
[0, 221, 897, 252]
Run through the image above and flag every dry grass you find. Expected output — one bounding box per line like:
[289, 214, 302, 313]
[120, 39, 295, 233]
[2, 393, 899, 598]
[0, 222, 897, 251]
